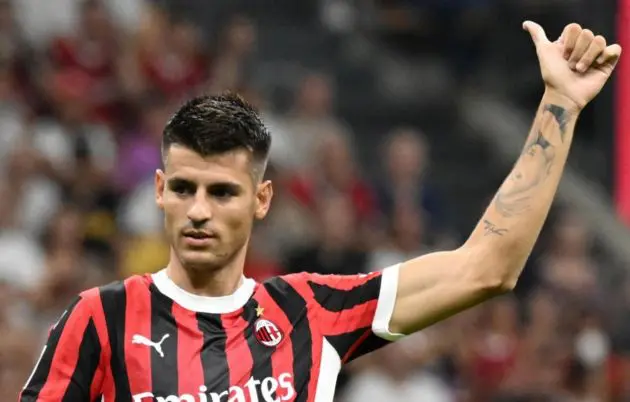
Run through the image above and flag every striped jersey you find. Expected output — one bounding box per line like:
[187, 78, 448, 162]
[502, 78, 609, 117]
[20, 264, 402, 402]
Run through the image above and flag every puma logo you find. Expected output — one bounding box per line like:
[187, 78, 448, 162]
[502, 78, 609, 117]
[132, 334, 170, 358]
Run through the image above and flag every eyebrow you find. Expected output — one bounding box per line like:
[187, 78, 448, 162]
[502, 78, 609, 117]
[167, 177, 244, 190]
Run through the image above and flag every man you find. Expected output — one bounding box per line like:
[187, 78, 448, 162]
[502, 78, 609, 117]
[20, 21, 621, 402]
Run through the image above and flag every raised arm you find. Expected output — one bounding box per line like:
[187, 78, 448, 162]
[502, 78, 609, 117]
[387, 21, 622, 335]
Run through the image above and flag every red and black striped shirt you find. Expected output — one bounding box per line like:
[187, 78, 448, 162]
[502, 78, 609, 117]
[20, 265, 402, 402]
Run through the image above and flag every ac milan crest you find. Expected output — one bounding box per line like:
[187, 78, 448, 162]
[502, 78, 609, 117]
[254, 319, 283, 347]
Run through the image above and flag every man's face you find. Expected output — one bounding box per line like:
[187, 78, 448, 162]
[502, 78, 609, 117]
[156, 145, 272, 271]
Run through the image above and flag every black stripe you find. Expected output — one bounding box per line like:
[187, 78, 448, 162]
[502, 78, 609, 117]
[326, 327, 389, 363]
[100, 281, 132, 401]
[308, 275, 381, 312]
[20, 297, 82, 401]
[243, 300, 275, 400]
[197, 313, 230, 393]
[264, 277, 311, 402]
[62, 318, 102, 402]
[150, 293, 178, 396]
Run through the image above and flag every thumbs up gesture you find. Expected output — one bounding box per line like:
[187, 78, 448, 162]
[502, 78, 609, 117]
[524, 21, 622, 111]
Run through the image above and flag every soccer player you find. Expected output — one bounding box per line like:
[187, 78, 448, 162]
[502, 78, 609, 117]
[21, 21, 621, 402]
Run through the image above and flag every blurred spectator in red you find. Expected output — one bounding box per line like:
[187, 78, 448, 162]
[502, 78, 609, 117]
[136, 10, 208, 101]
[377, 127, 445, 235]
[460, 296, 520, 402]
[537, 210, 599, 297]
[208, 14, 257, 93]
[283, 194, 367, 276]
[48, 0, 122, 124]
[289, 133, 377, 228]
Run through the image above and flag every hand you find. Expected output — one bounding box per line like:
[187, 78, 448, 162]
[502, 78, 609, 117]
[524, 21, 622, 110]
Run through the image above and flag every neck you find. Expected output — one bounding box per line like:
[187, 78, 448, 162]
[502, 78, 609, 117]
[166, 245, 248, 297]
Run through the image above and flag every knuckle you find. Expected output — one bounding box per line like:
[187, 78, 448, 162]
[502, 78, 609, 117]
[593, 35, 607, 47]
[582, 29, 594, 39]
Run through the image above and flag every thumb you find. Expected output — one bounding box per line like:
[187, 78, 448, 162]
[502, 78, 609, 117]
[523, 20, 549, 47]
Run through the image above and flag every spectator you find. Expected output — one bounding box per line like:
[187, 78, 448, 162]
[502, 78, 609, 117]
[272, 72, 351, 172]
[48, 0, 122, 123]
[283, 194, 367, 276]
[377, 127, 445, 236]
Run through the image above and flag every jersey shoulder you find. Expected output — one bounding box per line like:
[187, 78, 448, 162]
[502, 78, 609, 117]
[79, 274, 150, 306]
[259, 271, 382, 303]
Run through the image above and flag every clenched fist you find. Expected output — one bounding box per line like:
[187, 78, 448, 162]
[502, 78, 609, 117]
[524, 21, 622, 111]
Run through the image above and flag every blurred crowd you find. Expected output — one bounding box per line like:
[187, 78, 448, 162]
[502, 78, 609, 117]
[0, 0, 628, 401]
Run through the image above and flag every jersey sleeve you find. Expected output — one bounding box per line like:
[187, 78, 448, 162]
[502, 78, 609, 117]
[299, 264, 404, 363]
[20, 295, 103, 402]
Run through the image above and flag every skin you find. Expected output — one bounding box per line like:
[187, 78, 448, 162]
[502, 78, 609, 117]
[155, 145, 272, 296]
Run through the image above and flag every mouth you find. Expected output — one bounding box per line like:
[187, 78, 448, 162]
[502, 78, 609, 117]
[181, 230, 218, 247]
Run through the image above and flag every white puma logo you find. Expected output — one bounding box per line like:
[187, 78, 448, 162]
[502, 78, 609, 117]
[132, 334, 170, 358]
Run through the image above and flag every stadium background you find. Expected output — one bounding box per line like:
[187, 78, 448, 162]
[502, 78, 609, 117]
[3, 0, 630, 400]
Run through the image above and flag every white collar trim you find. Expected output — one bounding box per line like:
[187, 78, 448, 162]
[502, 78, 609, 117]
[151, 269, 256, 314]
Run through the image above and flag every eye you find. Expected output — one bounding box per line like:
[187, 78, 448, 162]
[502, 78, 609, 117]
[209, 184, 239, 200]
[168, 180, 195, 196]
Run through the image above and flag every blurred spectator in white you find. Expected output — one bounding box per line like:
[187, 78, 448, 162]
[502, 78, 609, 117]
[272, 72, 351, 172]
[344, 328, 456, 402]
[0, 179, 46, 293]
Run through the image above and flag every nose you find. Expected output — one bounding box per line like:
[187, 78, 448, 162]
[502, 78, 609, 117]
[186, 194, 212, 226]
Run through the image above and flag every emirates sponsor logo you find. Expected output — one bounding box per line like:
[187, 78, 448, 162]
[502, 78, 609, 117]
[132, 373, 295, 402]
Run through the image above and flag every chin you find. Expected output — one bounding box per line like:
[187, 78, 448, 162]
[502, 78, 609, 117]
[178, 249, 228, 271]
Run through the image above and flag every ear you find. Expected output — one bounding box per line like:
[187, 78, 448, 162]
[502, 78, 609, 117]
[155, 169, 165, 210]
[254, 180, 273, 220]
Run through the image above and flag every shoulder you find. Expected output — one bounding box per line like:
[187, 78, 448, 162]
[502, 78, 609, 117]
[79, 274, 150, 307]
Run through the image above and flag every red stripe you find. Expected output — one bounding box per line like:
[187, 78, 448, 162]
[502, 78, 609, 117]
[317, 300, 378, 336]
[342, 329, 372, 363]
[222, 310, 254, 386]
[253, 288, 295, 400]
[80, 288, 108, 400]
[281, 275, 325, 402]
[124, 278, 153, 395]
[616, 0, 630, 224]
[173, 303, 204, 395]
[85, 288, 116, 400]
[37, 300, 90, 399]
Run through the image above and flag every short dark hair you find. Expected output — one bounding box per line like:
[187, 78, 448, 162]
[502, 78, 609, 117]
[162, 92, 271, 178]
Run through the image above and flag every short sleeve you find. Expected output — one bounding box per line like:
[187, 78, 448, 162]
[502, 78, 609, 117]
[298, 264, 404, 363]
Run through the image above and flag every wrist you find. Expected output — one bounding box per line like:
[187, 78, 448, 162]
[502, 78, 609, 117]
[542, 89, 583, 115]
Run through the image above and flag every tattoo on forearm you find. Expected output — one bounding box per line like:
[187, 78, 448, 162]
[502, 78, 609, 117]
[493, 104, 571, 218]
[543, 104, 571, 139]
[483, 220, 509, 236]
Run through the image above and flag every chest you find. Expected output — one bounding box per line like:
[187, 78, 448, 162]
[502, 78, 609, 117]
[111, 301, 317, 400]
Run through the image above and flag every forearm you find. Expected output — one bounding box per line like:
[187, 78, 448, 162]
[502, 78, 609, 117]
[463, 90, 580, 287]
